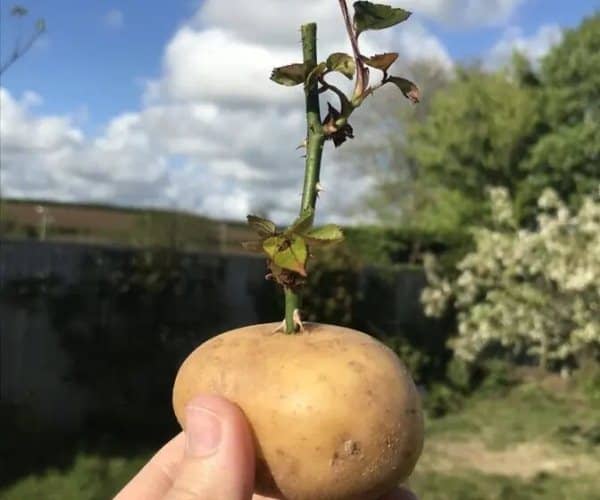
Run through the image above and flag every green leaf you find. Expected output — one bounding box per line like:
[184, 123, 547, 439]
[263, 235, 308, 276]
[387, 76, 420, 103]
[302, 225, 344, 246]
[270, 63, 306, 86]
[262, 235, 285, 259]
[353, 2, 411, 35]
[326, 53, 356, 79]
[247, 215, 277, 237]
[241, 240, 263, 252]
[273, 235, 308, 276]
[361, 52, 398, 72]
[287, 208, 314, 235]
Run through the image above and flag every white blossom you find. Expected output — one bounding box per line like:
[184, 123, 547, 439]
[421, 187, 600, 367]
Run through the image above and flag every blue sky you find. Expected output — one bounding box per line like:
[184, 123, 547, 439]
[0, 0, 598, 222]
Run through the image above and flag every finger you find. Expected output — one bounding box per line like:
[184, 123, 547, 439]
[114, 433, 186, 500]
[380, 486, 419, 500]
[163, 394, 255, 500]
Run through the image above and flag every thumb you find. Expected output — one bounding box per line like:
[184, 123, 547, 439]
[163, 395, 255, 500]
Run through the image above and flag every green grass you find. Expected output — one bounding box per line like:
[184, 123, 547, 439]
[426, 380, 600, 453]
[0, 452, 150, 500]
[408, 470, 600, 500]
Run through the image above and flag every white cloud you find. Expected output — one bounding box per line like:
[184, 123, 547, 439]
[486, 24, 563, 70]
[155, 27, 302, 105]
[104, 9, 124, 29]
[199, 0, 525, 35]
[2, 0, 453, 224]
[401, 0, 525, 27]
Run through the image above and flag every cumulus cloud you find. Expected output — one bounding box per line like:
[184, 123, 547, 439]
[2, 0, 453, 224]
[199, 0, 526, 33]
[485, 24, 563, 69]
[400, 0, 525, 27]
[104, 9, 124, 29]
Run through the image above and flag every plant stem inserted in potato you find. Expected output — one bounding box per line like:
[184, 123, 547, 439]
[242, 1, 420, 333]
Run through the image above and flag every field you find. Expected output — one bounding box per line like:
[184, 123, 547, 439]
[2, 373, 598, 500]
[0, 198, 256, 253]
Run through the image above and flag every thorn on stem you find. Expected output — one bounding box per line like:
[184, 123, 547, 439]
[296, 139, 308, 150]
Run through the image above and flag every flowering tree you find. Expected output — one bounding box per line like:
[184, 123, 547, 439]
[421, 186, 600, 369]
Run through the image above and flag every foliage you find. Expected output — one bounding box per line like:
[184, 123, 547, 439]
[300, 245, 362, 326]
[344, 224, 471, 270]
[422, 187, 600, 368]
[409, 69, 541, 212]
[518, 13, 600, 220]
[348, 14, 600, 232]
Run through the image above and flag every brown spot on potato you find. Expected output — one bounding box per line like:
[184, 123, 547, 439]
[348, 360, 365, 372]
[344, 439, 360, 456]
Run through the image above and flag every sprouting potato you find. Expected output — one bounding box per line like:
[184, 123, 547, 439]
[173, 322, 424, 500]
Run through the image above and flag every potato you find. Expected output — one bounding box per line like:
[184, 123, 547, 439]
[172, 322, 424, 500]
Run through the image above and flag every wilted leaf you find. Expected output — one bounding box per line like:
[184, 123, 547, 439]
[387, 76, 420, 103]
[271, 63, 306, 86]
[272, 236, 308, 276]
[353, 1, 411, 35]
[241, 240, 263, 252]
[288, 208, 314, 235]
[305, 62, 327, 88]
[361, 52, 398, 72]
[247, 215, 277, 237]
[326, 52, 356, 79]
[302, 225, 344, 245]
[322, 103, 354, 147]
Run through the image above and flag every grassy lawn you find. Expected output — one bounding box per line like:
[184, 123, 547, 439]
[2, 377, 599, 500]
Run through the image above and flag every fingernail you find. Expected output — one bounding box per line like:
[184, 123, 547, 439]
[185, 405, 222, 457]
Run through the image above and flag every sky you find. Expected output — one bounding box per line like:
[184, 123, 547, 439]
[0, 0, 598, 224]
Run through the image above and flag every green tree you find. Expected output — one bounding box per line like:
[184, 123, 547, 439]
[407, 65, 542, 227]
[520, 13, 600, 218]
[355, 14, 599, 231]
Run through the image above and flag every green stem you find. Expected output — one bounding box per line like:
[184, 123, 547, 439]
[284, 287, 300, 333]
[284, 22, 325, 334]
[300, 24, 326, 214]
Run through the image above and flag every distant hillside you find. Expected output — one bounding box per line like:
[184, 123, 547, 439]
[0, 198, 256, 253]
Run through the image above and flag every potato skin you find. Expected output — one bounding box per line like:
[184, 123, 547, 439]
[172, 323, 424, 500]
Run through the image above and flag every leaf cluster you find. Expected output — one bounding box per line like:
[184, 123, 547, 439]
[242, 210, 344, 287]
[271, 1, 420, 148]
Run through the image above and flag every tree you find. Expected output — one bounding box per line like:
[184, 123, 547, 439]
[520, 13, 600, 219]
[421, 187, 600, 370]
[407, 66, 543, 228]
[352, 14, 599, 231]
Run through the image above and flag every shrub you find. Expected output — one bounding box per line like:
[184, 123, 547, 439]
[422, 187, 600, 369]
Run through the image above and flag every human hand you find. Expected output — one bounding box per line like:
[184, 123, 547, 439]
[114, 394, 417, 500]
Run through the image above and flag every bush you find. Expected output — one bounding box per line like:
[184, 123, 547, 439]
[422, 187, 600, 370]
